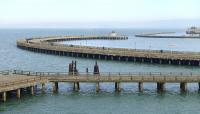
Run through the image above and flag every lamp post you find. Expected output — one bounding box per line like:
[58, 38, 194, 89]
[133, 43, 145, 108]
[134, 42, 136, 50]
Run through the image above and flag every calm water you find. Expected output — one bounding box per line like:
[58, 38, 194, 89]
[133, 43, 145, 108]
[1, 28, 200, 114]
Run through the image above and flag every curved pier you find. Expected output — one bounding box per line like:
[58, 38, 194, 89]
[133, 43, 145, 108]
[17, 35, 200, 66]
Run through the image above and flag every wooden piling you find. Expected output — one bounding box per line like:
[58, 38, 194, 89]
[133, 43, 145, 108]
[115, 82, 121, 92]
[42, 83, 45, 92]
[16, 89, 21, 98]
[157, 82, 165, 92]
[138, 82, 144, 92]
[180, 82, 187, 92]
[96, 82, 100, 93]
[2, 92, 7, 102]
[53, 82, 58, 93]
[199, 82, 200, 91]
[30, 86, 34, 95]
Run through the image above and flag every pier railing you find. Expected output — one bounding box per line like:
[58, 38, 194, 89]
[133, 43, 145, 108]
[11, 70, 200, 77]
[0, 70, 11, 75]
[0, 76, 42, 88]
[24, 40, 200, 60]
[46, 41, 200, 55]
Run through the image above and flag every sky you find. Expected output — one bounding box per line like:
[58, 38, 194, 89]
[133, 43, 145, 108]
[0, 0, 200, 28]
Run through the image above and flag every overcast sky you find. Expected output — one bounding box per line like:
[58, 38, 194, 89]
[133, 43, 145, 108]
[0, 0, 200, 28]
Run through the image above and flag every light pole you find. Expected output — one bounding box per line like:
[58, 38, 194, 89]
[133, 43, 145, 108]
[148, 44, 151, 56]
[134, 42, 136, 50]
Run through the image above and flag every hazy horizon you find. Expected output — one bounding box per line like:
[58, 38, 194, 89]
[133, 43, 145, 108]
[0, 0, 200, 28]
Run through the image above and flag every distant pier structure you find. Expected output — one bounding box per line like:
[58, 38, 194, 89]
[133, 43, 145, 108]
[136, 27, 200, 38]
[186, 27, 200, 36]
[17, 31, 200, 66]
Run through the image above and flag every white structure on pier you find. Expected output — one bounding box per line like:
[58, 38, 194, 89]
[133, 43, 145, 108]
[108, 31, 124, 37]
[186, 27, 200, 34]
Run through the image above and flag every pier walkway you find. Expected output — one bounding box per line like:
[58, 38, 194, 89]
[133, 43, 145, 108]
[2, 70, 200, 102]
[17, 35, 200, 66]
[0, 70, 47, 102]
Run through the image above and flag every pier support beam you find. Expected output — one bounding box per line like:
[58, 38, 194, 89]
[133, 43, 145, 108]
[115, 82, 121, 92]
[77, 82, 80, 90]
[198, 82, 200, 91]
[150, 59, 153, 63]
[42, 83, 45, 92]
[30, 86, 34, 95]
[2, 92, 7, 102]
[73, 82, 80, 91]
[16, 89, 21, 98]
[169, 60, 171, 64]
[96, 82, 100, 93]
[157, 82, 165, 92]
[159, 59, 162, 64]
[180, 82, 187, 92]
[178, 60, 181, 65]
[138, 82, 144, 92]
[53, 82, 58, 93]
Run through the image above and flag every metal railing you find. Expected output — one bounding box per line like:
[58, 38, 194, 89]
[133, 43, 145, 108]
[12, 70, 200, 77]
[0, 70, 11, 75]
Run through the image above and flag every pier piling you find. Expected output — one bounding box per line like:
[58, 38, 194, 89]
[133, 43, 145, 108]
[53, 82, 59, 93]
[17, 35, 200, 67]
[94, 61, 100, 92]
[31, 86, 34, 95]
[96, 82, 100, 93]
[16, 89, 21, 98]
[42, 83, 45, 92]
[180, 82, 187, 92]
[157, 82, 165, 92]
[115, 82, 121, 92]
[138, 82, 144, 92]
[2, 92, 7, 102]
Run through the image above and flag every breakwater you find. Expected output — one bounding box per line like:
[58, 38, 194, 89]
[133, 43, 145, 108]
[135, 32, 200, 38]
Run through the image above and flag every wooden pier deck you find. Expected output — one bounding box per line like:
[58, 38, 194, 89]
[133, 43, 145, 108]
[17, 35, 200, 66]
[13, 70, 200, 92]
[0, 71, 47, 102]
[2, 70, 200, 102]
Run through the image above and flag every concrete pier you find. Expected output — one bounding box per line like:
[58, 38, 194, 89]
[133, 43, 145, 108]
[16, 35, 200, 67]
[135, 32, 200, 38]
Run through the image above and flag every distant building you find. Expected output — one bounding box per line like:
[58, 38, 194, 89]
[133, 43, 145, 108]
[186, 27, 200, 34]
